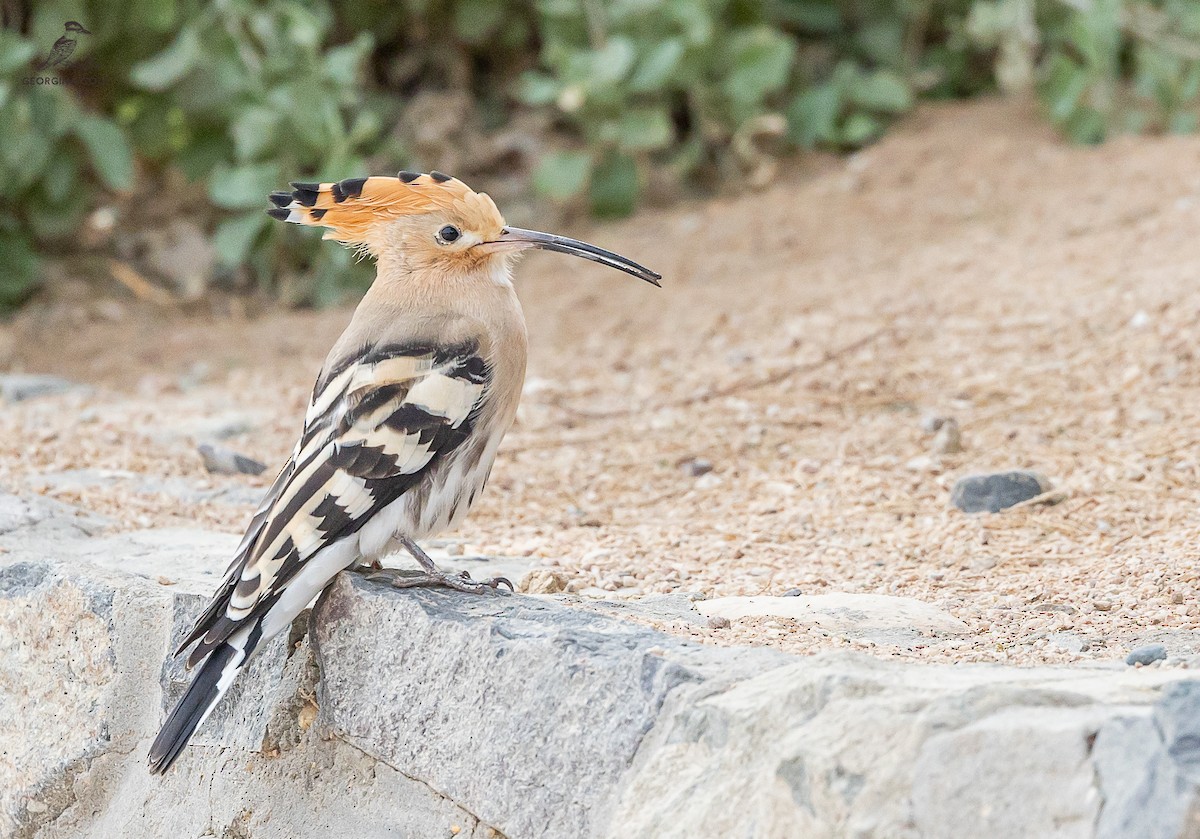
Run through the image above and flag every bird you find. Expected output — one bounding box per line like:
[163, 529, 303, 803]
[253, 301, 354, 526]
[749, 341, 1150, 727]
[147, 171, 660, 773]
[35, 21, 91, 71]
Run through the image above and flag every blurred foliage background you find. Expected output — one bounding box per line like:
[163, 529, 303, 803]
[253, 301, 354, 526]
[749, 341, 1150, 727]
[2, 0, 1200, 308]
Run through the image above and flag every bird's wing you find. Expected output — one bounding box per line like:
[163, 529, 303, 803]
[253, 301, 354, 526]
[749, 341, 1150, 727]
[180, 340, 490, 667]
[172, 458, 294, 657]
[36, 36, 76, 70]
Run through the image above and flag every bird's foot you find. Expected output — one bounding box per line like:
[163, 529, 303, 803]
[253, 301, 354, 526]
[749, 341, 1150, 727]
[368, 568, 513, 594]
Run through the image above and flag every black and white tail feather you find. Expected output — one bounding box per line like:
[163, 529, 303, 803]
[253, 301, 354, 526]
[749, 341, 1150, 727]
[148, 339, 492, 773]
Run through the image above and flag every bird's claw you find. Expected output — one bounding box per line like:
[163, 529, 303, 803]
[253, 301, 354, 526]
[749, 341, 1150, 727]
[377, 568, 512, 595]
[488, 575, 515, 592]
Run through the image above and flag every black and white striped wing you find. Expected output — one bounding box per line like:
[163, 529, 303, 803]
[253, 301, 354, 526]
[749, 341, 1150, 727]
[180, 341, 489, 667]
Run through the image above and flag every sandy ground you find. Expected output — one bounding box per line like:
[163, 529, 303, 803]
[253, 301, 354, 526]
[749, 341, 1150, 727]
[4, 97, 1200, 667]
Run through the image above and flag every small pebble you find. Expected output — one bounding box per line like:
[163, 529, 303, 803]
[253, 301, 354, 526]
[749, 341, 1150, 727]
[1092, 599, 1113, 612]
[931, 418, 963, 454]
[1125, 643, 1168, 666]
[1033, 603, 1076, 614]
[678, 457, 714, 477]
[706, 615, 731, 629]
[783, 588, 803, 597]
[518, 569, 569, 594]
[920, 414, 949, 434]
[197, 443, 267, 476]
[0, 374, 84, 403]
[905, 455, 935, 472]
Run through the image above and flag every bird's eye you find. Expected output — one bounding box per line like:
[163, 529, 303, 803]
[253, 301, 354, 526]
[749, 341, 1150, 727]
[437, 225, 461, 244]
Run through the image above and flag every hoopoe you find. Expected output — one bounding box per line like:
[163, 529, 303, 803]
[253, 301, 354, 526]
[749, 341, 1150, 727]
[147, 172, 659, 773]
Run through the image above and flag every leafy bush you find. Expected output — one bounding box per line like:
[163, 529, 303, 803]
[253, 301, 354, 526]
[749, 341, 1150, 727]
[125, 0, 391, 301]
[2, 0, 1200, 308]
[2, 0, 387, 306]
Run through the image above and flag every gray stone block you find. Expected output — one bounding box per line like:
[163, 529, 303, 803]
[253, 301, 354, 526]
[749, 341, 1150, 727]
[5, 491, 1200, 838]
[313, 574, 787, 838]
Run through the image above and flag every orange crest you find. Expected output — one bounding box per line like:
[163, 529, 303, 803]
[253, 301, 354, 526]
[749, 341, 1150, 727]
[267, 171, 506, 249]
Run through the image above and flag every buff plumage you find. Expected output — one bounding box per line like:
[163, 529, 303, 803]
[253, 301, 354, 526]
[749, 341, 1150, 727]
[149, 172, 659, 773]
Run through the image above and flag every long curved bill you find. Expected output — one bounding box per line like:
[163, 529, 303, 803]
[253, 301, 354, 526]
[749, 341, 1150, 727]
[483, 226, 662, 286]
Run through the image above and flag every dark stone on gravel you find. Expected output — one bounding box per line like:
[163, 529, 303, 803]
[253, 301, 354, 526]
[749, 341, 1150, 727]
[197, 443, 267, 476]
[950, 470, 1051, 513]
[1126, 643, 1168, 666]
[678, 457, 714, 477]
[0, 374, 85, 403]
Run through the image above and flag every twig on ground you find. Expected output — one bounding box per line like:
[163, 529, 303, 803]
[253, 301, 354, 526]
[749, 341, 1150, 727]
[547, 326, 896, 424]
[108, 260, 176, 306]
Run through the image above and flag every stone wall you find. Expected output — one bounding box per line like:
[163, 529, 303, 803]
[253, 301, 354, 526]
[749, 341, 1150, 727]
[3, 493, 1199, 838]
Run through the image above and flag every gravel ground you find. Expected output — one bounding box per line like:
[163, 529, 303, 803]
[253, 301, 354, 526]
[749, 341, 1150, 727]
[5, 97, 1200, 666]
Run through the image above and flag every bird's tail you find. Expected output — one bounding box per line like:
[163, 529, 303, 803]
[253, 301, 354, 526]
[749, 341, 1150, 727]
[147, 626, 254, 774]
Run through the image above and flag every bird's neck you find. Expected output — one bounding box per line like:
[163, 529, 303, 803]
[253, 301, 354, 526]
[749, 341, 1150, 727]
[344, 256, 526, 343]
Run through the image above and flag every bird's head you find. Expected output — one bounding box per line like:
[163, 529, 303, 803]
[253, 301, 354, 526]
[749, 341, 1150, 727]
[266, 172, 660, 286]
[63, 21, 91, 33]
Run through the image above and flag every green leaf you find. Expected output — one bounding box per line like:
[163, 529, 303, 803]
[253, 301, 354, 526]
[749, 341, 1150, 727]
[130, 29, 201, 91]
[787, 84, 841, 147]
[208, 161, 281, 209]
[0, 32, 36, 74]
[29, 88, 74, 139]
[348, 109, 382, 145]
[282, 5, 324, 51]
[617, 107, 673, 151]
[301, 245, 372, 308]
[725, 28, 796, 105]
[847, 70, 912, 114]
[533, 151, 592, 201]
[74, 116, 134, 191]
[774, 1, 841, 34]
[856, 20, 905, 67]
[25, 189, 86, 240]
[175, 130, 229, 181]
[519, 72, 561, 106]
[41, 147, 79, 203]
[325, 34, 373, 86]
[232, 107, 280, 162]
[0, 232, 39, 310]
[1042, 54, 1091, 123]
[213, 211, 270, 267]
[129, 0, 180, 33]
[1064, 107, 1106, 144]
[589, 152, 638, 218]
[1169, 110, 1198, 135]
[840, 112, 883, 146]
[585, 37, 637, 89]
[454, 0, 505, 43]
[629, 39, 685, 92]
[667, 0, 715, 45]
[278, 83, 338, 149]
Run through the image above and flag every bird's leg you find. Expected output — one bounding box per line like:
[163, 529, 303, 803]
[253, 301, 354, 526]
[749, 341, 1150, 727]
[378, 536, 513, 594]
